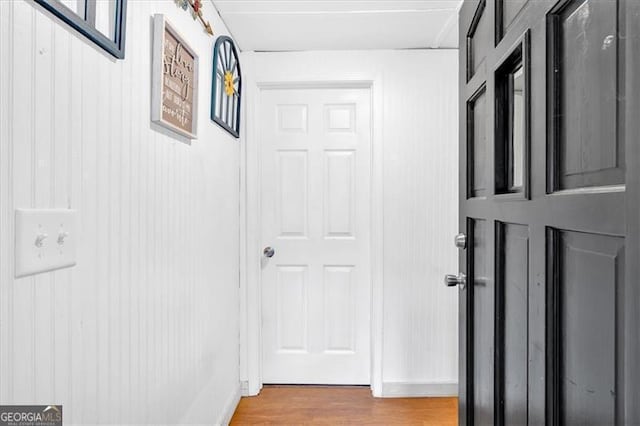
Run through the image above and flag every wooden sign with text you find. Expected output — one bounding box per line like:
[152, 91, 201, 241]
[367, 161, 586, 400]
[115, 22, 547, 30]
[152, 15, 199, 139]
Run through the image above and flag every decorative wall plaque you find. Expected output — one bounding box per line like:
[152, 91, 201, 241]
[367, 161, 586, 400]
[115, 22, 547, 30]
[211, 36, 241, 138]
[174, 0, 214, 36]
[152, 14, 199, 139]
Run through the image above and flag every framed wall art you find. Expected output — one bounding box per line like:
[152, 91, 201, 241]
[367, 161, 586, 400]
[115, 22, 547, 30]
[211, 35, 242, 138]
[35, 0, 128, 59]
[151, 14, 199, 139]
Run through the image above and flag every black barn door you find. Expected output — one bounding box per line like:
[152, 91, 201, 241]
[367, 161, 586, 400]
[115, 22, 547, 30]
[453, 0, 640, 424]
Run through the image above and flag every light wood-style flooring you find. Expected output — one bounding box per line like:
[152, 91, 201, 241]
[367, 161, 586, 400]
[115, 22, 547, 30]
[230, 385, 458, 425]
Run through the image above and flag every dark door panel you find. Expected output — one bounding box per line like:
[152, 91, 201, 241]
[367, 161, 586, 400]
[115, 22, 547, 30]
[468, 87, 489, 198]
[548, 0, 624, 192]
[548, 230, 624, 425]
[496, 0, 529, 42]
[496, 222, 529, 426]
[470, 219, 494, 425]
[457, 0, 639, 424]
[467, 0, 491, 81]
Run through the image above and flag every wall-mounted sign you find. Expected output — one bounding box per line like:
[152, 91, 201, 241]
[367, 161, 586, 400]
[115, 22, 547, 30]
[151, 14, 199, 139]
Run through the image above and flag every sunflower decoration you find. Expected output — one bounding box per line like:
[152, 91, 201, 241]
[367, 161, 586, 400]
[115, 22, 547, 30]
[224, 71, 236, 96]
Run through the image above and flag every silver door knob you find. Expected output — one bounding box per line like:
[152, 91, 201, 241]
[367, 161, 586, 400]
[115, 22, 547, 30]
[445, 273, 466, 289]
[454, 233, 467, 249]
[263, 246, 275, 258]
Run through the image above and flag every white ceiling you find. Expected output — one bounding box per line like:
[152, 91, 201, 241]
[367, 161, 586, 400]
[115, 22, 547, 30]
[211, 1, 463, 52]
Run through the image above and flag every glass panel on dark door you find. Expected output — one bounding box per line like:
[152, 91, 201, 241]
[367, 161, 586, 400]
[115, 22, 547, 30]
[511, 67, 524, 189]
[495, 34, 528, 196]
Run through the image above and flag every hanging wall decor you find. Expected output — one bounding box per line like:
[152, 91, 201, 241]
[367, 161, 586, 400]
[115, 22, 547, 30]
[175, 0, 214, 36]
[35, 0, 128, 59]
[151, 14, 199, 139]
[211, 36, 242, 138]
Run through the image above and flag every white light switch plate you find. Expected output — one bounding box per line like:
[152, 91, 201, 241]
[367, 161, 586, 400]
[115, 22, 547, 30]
[15, 209, 78, 278]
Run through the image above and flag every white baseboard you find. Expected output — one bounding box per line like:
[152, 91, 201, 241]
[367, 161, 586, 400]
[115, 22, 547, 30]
[240, 380, 255, 397]
[217, 383, 242, 426]
[380, 381, 458, 398]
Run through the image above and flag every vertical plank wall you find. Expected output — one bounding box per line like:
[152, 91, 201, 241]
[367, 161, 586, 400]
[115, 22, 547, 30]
[0, 1, 241, 424]
[244, 50, 459, 395]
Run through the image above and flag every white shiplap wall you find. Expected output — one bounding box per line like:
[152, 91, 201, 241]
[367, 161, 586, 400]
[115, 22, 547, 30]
[242, 50, 459, 394]
[0, 1, 241, 424]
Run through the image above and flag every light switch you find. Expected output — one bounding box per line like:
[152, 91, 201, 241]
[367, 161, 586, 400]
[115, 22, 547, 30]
[15, 209, 77, 278]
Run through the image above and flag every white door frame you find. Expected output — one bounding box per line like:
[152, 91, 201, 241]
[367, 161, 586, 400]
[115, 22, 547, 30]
[240, 75, 385, 397]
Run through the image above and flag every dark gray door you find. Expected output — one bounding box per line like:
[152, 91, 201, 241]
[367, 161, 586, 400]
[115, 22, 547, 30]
[454, 0, 640, 424]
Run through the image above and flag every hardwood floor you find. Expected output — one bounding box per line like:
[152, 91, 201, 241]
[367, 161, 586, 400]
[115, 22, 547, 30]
[230, 385, 458, 425]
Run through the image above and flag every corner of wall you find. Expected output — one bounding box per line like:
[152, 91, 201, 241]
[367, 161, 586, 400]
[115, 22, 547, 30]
[177, 378, 241, 425]
[218, 382, 242, 426]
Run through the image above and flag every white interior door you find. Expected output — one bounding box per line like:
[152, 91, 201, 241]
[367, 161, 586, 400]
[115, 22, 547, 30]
[260, 87, 372, 384]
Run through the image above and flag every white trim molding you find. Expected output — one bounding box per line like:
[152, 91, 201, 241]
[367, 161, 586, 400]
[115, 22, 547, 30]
[218, 383, 242, 425]
[381, 382, 459, 398]
[179, 379, 241, 425]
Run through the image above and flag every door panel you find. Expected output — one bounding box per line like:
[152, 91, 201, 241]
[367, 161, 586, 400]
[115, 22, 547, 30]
[468, 87, 488, 198]
[550, 230, 625, 425]
[470, 219, 493, 426]
[260, 87, 372, 385]
[497, 0, 529, 41]
[496, 223, 529, 426]
[457, 0, 639, 424]
[277, 151, 308, 237]
[467, 0, 490, 81]
[549, 0, 624, 191]
[323, 266, 356, 352]
[323, 150, 356, 238]
[276, 265, 309, 351]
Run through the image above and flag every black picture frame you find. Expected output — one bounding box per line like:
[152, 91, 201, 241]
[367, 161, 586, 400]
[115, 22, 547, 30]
[34, 0, 127, 59]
